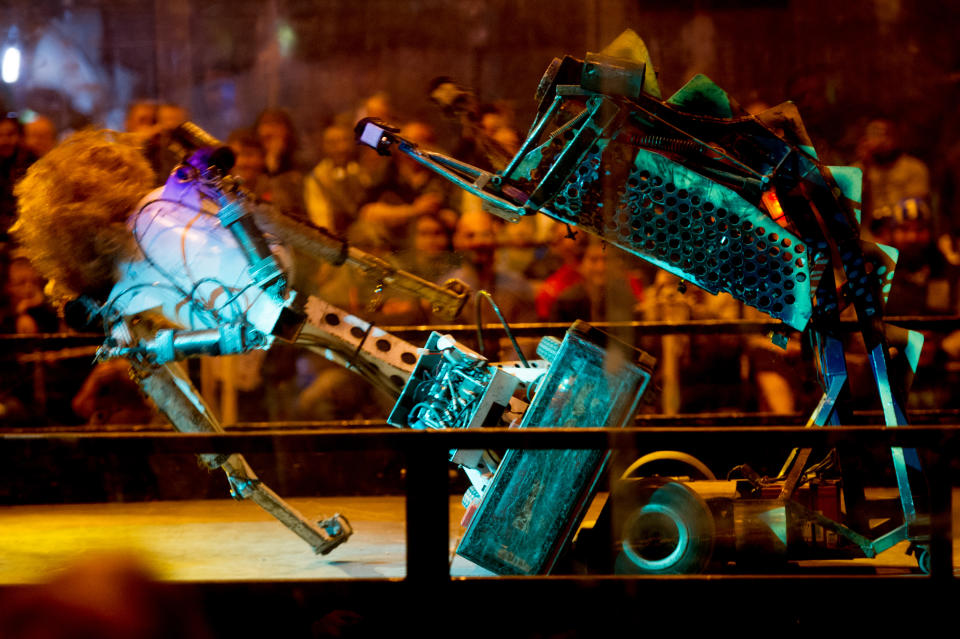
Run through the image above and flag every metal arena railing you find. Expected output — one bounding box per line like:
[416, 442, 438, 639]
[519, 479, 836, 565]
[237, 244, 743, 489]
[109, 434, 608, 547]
[0, 425, 956, 582]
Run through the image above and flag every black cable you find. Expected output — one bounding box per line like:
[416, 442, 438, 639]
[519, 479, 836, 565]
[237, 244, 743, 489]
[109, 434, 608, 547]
[474, 290, 529, 367]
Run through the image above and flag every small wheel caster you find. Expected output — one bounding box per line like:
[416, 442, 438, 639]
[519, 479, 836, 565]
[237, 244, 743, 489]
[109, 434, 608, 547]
[907, 542, 930, 574]
[917, 547, 930, 575]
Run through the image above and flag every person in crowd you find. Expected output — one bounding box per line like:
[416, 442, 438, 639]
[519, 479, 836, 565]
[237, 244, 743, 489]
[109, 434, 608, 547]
[146, 102, 190, 181]
[397, 210, 457, 282]
[549, 237, 642, 324]
[22, 114, 57, 157]
[253, 108, 306, 218]
[0, 115, 36, 249]
[435, 209, 535, 359]
[304, 123, 372, 236]
[351, 91, 395, 191]
[874, 198, 951, 316]
[640, 271, 741, 414]
[854, 117, 931, 240]
[71, 359, 156, 426]
[255, 107, 301, 176]
[1, 254, 59, 334]
[227, 128, 269, 192]
[156, 102, 188, 132]
[359, 121, 454, 249]
[297, 221, 415, 420]
[123, 100, 158, 139]
[0, 253, 90, 427]
[535, 222, 588, 320]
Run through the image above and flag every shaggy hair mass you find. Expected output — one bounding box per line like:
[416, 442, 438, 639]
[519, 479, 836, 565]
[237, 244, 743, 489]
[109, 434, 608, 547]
[13, 130, 155, 298]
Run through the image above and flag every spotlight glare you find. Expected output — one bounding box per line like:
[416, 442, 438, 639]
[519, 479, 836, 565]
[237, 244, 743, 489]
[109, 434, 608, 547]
[2, 46, 20, 84]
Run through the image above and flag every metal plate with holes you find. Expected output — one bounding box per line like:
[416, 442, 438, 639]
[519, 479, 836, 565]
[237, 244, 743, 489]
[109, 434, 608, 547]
[547, 146, 814, 331]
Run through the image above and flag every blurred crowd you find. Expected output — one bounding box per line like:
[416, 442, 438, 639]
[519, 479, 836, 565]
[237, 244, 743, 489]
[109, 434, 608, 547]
[2, 88, 960, 430]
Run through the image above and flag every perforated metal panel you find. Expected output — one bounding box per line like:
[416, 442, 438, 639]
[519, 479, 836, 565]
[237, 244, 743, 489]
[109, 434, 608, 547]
[547, 146, 814, 331]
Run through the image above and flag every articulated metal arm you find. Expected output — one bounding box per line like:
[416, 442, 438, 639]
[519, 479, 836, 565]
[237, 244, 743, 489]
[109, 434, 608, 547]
[129, 355, 352, 554]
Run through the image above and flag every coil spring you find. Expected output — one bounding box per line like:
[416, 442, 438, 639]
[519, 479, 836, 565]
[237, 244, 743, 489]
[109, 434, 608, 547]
[628, 134, 702, 154]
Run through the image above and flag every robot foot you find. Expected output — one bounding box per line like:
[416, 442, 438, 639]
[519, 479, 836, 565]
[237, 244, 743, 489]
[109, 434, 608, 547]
[315, 513, 354, 555]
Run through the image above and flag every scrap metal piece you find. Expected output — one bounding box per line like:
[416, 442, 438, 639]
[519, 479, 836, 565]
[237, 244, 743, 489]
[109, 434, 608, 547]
[456, 321, 653, 575]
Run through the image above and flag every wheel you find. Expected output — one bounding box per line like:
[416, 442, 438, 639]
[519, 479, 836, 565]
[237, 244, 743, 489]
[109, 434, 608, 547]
[620, 451, 716, 481]
[917, 546, 931, 575]
[612, 480, 715, 574]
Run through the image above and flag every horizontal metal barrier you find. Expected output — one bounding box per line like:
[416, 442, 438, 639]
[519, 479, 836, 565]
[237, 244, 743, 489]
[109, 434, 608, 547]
[0, 426, 955, 583]
[4, 313, 960, 356]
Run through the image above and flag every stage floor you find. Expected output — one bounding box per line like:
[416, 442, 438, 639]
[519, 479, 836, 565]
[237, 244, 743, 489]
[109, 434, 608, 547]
[0, 492, 956, 583]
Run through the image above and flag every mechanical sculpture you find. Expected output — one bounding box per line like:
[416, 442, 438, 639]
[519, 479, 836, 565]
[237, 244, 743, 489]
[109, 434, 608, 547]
[14, 125, 474, 556]
[13, 29, 931, 575]
[355, 29, 932, 573]
[16, 121, 652, 570]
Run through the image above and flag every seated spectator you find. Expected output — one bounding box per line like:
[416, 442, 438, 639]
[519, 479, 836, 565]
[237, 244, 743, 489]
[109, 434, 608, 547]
[0, 115, 37, 248]
[535, 223, 588, 320]
[359, 122, 454, 249]
[255, 108, 302, 174]
[0, 253, 83, 427]
[22, 114, 57, 157]
[351, 91, 395, 190]
[855, 117, 930, 239]
[1, 254, 59, 334]
[496, 215, 540, 278]
[875, 198, 951, 315]
[156, 102, 188, 132]
[550, 238, 642, 324]
[297, 221, 415, 420]
[319, 221, 427, 325]
[304, 123, 372, 236]
[124, 100, 158, 139]
[227, 128, 269, 192]
[437, 209, 535, 359]
[72, 359, 156, 426]
[145, 101, 190, 181]
[254, 108, 306, 218]
[397, 210, 458, 282]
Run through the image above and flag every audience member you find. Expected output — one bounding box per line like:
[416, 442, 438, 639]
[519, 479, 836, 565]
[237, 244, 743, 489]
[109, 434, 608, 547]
[397, 211, 458, 282]
[22, 114, 57, 157]
[550, 238, 642, 324]
[227, 128, 268, 192]
[874, 197, 951, 315]
[1, 254, 59, 334]
[156, 102, 188, 132]
[351, 91, 395, 190]
[855, 117, 931, 240]
[71, 359, 156, 426]
[297, 221, 415, 420]
[123, 100, 158, 139]
[255, 108, 301, 175]
[360, 121, 454, 248]
[146, 101, 190, 181]
[253, 108, 306, 218]
[535, 222, 588, 320]
[304, 123, 371, 236]
[0, 115, 36, 249]
[438, 209, 535, 359]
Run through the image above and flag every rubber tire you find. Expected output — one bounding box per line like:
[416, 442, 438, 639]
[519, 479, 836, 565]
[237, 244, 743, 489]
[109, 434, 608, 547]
[612, 479, 715, 575]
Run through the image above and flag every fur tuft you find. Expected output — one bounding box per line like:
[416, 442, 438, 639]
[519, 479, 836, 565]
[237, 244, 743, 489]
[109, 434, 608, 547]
[13, 130, 155, 298]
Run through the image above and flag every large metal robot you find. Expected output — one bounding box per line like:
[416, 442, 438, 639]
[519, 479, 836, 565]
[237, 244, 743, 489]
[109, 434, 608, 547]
[56, 123, 646, 566]
[61, 124, 478, 555]
[355, 30, 932, 572]
[17, 30, 931, 575]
